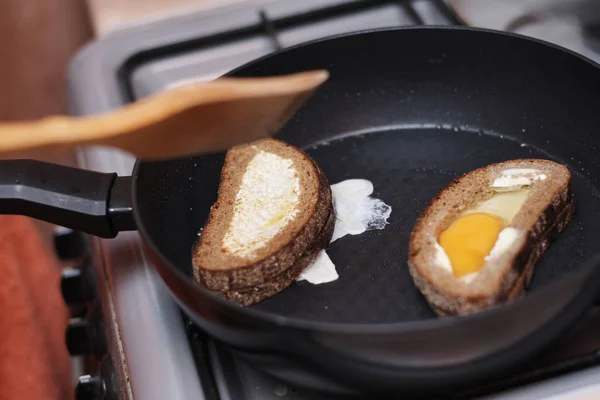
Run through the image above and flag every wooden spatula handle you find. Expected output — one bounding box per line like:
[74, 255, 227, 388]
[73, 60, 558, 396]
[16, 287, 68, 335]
[0, 71, 329, 158]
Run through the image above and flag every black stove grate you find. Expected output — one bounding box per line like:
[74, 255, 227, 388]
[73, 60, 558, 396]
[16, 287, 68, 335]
[118, 0, 461, 103]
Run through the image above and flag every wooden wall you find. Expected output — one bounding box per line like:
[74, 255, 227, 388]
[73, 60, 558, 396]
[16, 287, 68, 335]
[0, 0, 93, 237]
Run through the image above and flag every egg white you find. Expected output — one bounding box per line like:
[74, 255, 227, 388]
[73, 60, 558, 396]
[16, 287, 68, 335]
[434, 169, 541, 283]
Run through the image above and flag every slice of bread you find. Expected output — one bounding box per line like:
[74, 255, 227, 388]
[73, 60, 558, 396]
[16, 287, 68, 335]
[192, 138, 334, 305]
[222, 204, 335, 306]
[408, 159, 573, 316]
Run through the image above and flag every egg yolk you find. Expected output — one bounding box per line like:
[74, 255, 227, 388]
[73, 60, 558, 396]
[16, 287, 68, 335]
[439, 213, 504, 277]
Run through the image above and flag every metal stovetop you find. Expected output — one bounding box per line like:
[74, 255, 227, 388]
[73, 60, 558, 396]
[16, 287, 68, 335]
[67, 1, 600, 399]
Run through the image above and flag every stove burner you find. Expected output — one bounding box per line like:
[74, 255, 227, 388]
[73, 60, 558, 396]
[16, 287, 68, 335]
[582, 22, 600, 54]
[185, 308, 600, 399]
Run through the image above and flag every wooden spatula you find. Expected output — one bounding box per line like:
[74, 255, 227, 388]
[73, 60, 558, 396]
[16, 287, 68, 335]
[0, 70, 329, 160]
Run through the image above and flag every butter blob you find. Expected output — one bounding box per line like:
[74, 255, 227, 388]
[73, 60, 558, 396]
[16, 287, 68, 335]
[297, 179, 392, 285]
[330, 179, 392, 241]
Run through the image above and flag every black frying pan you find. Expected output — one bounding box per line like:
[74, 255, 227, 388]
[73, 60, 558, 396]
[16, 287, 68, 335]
[3, 27, 600, 397]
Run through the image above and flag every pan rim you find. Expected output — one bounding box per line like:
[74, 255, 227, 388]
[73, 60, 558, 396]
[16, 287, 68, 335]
[133, 25, 600, 334]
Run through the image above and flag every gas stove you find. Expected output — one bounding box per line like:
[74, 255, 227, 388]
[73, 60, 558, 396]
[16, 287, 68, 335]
[63, 1, 600, 399]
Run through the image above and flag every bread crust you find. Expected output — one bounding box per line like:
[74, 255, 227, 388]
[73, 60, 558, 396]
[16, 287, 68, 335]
[219, 203, 335, 306]
[193, 138, 334, 295]
[408, 159, 573, 316]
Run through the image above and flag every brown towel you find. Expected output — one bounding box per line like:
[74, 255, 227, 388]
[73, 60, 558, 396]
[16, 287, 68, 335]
[0, 216, 72, 400]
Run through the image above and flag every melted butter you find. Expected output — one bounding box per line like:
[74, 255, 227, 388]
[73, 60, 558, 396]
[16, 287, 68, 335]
[330, 179, 392, 241]
[297, 250, 338, 284]
[297, 179, 392, 285]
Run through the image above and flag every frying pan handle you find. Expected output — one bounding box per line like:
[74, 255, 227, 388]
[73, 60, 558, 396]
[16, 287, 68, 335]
[0, 160, 136, 238]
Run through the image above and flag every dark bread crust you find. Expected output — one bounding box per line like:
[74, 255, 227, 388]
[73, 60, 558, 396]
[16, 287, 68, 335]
[219, 203, 335, 306]
[408, 159, 573, 316]
[425, 196, 573, 316]
[193, 138, 333, 292]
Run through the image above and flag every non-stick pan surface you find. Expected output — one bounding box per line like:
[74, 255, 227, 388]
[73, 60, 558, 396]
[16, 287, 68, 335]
[137, 27, 600, 326]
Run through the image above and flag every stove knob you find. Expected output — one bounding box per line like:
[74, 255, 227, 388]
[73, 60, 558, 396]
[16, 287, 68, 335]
[62, 267, 86, 307]
[75, 356, 117, 400]
[66, 318, 93, 356]
[75, 375, 102, 400]
[61, 263, 97, 316]
[66, 305, 106, 357]
[54, 226, 86, 260]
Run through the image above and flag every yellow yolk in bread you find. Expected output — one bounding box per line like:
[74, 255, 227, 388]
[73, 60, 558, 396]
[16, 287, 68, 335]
[438, 188, 530, 278]
[439, 213, 504, 277]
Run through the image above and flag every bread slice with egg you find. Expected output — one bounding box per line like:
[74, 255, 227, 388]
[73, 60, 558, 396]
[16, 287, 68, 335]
[192, 138, 334, 305]
[408, 159, 573, 316]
